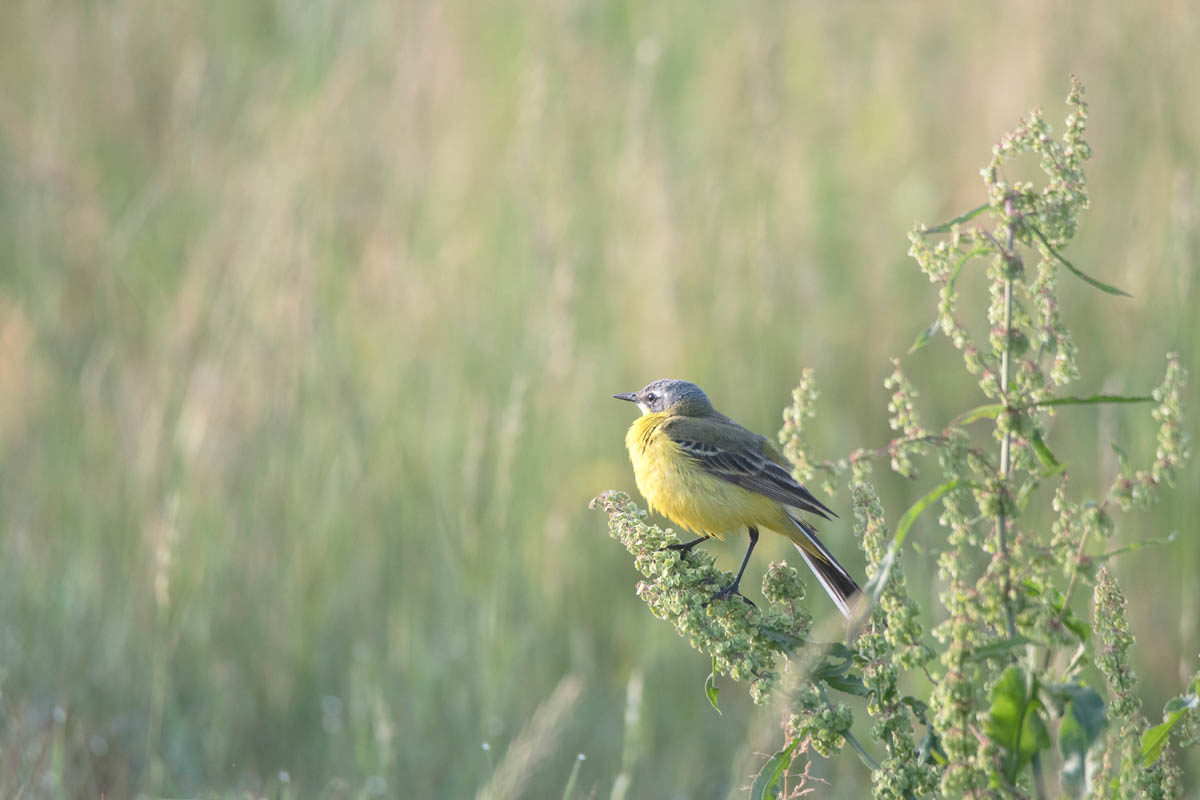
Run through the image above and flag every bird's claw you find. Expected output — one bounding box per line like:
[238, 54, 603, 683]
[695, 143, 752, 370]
[663, 536, 710, 555]
[705, 583, 756, 609]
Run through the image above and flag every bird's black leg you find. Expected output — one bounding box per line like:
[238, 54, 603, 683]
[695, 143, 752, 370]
[664, 534, 710, 554]
[710, 527, 758, 607]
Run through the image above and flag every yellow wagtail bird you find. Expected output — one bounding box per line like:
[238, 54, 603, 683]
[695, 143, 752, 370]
[614, 379, 861, 616]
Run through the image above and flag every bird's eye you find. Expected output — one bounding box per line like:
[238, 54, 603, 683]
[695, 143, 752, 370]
[645, 392, 658, 402]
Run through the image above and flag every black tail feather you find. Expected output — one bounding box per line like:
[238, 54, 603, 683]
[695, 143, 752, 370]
[787, 514, 862, 618]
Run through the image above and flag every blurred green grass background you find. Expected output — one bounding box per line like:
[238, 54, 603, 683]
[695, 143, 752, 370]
[1, 1, 1197, 797]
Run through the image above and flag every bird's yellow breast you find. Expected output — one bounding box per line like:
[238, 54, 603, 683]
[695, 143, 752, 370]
[624, 413, 789, 539]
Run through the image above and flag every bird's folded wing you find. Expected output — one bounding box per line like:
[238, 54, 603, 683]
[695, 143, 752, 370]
[664, 421, 837, 520]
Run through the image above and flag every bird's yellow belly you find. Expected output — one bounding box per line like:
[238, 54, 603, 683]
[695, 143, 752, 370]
[627, 420, 785, 539]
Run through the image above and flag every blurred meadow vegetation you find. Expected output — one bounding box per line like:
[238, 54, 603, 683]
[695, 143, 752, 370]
[1, 1, 1198, 797]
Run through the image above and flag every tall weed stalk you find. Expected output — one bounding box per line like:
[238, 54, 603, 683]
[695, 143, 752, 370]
[594, 78, 1198, 799]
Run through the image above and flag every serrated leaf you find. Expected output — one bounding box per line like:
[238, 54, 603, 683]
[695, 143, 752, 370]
[749, 737, 799, 800]
[985, 665, 1053, 783]
[705, 659, 721, 715]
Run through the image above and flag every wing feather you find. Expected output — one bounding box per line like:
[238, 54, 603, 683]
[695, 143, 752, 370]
[665, 420, 837, 521]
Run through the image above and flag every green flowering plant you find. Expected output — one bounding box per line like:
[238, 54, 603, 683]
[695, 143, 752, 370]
[594, 78, 1198, 798]
[588, 491, 813, 706]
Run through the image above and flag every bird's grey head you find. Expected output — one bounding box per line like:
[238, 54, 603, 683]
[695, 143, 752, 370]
[613, 379, 714, 416]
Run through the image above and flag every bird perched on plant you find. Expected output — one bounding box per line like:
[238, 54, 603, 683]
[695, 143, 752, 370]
[614, 379, 860, 617]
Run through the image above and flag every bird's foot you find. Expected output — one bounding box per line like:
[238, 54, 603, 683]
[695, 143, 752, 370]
[663, 535, 710, 556]
[706, 581, 756, 609]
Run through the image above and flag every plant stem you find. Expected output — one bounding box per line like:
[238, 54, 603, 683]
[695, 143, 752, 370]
[997, 199, 1018, 641]
[997, 287, 1017, 640]
[1043, 526, 1093, 673]
[816, 684, 881, 771]
[919, 202, 990, 235]
[843, 729, 881, 772]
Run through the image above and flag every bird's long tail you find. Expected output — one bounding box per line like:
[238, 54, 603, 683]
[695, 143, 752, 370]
[786, 512, 862, 619]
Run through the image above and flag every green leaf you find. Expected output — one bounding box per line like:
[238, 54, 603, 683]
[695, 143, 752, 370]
[859, 547, 897, 605]
[1165, 696, 1193, 714]
[860, 478, 972, 606]
[759, 628, 806, 651]
[811, 644, 855, 681]
[824, 673, 870, 697]
[908, 319, 940, 354]
[1028, 427, 1067, 477]
[749, 737, 799, 800]
[907, 243, 989, 354]
[705, 659, 722, 715]
[1110, 442, 1130, 473]
[966, 635, 1031, 662]
[1096, 532, 1177, 564]
[1140, 690, 1199, 767]
[823, 642, 857, 660]
[1025, 394, 1152, 409]
[919, 202, 990, 235]
[1014, 477, 1040, 511]
[894, 478, 967, 549]
[950, 403, 1005, 427]
[1028, 224, 1132, 297]
[1022, 581, 1091, 643]
[902, 695, 930, 725]
[984, 665, 1052, 783]
[947, 246, 989, 293]
[1053, 683, 1108, 798]
[918, 727, 947, 766]
[1059, 610, 1091, 646]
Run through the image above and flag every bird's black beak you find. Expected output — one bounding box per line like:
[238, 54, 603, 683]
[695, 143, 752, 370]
[612, 392, 637, 402]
